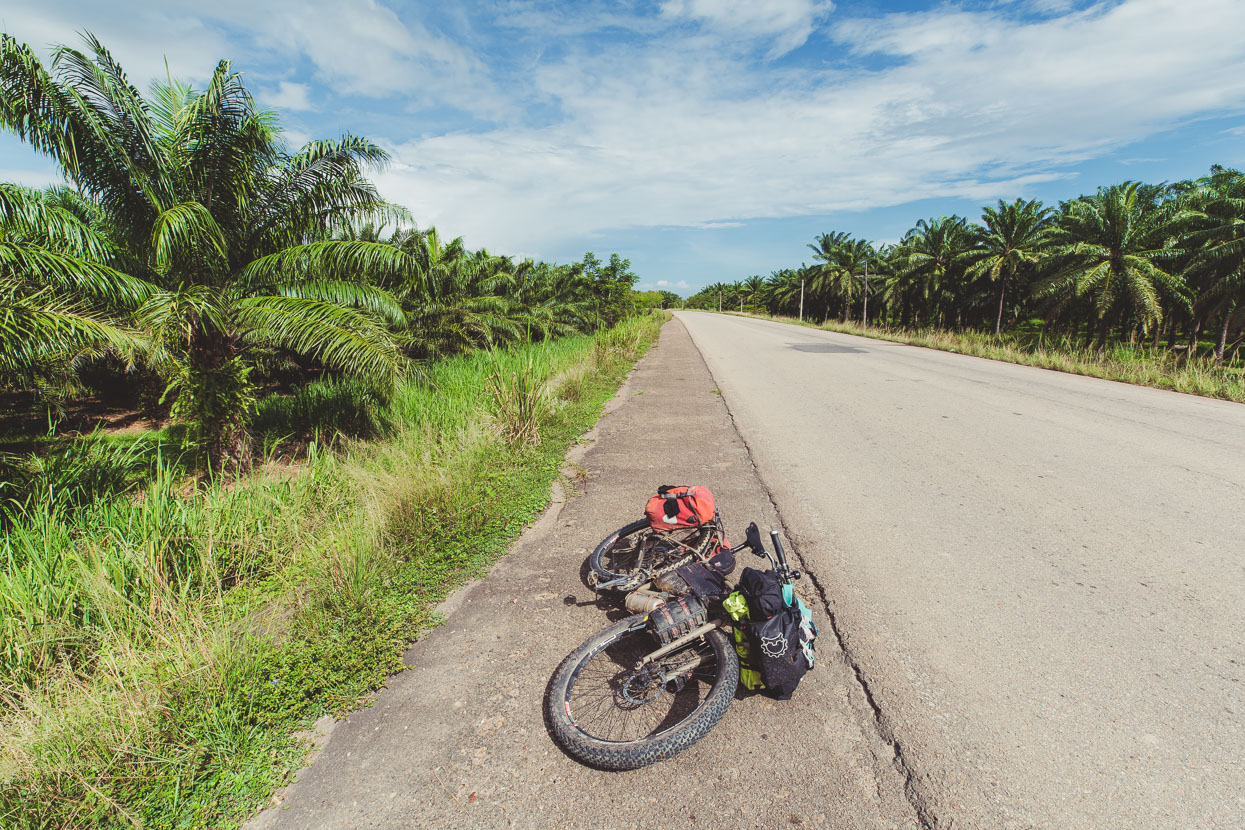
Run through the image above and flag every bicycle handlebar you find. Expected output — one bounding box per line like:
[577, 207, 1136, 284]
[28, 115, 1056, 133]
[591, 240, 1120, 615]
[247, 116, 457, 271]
[729, 522, 801, 583]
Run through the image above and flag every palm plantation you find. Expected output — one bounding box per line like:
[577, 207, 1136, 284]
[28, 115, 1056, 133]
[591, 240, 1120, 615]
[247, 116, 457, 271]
[1039, 183, 1190, 352]
[1185, 166, 1245, 364]
[0, 30, 658, 830]
[688, 176, 1243, 372]
[0, 35, 639, 475]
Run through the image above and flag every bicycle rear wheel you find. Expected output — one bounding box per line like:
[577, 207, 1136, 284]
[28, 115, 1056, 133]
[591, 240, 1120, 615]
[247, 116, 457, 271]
[589, 520, 717, 586]
[545, 614, 739, 770]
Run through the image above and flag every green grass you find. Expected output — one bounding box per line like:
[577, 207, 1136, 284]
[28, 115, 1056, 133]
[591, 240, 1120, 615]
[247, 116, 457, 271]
[0, 313, 667, 829]
[733, 312, 1245, 403]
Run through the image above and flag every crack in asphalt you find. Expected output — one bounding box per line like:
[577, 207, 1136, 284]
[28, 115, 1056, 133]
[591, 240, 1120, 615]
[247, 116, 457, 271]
[690, 344, 940, 830]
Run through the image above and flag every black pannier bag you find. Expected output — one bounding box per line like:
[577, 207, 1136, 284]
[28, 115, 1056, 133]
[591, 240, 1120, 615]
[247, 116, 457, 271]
[737, 567, 817, 700]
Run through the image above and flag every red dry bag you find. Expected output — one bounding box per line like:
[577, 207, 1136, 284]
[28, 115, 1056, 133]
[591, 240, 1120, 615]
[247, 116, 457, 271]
[645, 485, 716, 530]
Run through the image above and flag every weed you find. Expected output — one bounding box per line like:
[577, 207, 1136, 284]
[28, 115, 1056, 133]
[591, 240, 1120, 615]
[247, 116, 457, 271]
[486, 351, 550, 446]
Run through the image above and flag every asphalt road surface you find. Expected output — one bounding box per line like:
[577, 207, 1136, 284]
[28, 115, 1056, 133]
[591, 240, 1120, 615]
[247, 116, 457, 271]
[677, 311, 1245, 830]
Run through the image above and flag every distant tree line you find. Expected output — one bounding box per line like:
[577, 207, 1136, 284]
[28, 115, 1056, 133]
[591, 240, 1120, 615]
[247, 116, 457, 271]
[685, 172, 1245, 366]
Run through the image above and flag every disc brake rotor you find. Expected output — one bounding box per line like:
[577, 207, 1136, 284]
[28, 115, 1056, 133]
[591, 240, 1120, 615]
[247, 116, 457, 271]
[618, 668, 665, 707]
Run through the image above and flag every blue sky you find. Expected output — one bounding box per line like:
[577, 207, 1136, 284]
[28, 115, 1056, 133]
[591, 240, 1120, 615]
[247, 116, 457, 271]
[2, 0, 1244, 295]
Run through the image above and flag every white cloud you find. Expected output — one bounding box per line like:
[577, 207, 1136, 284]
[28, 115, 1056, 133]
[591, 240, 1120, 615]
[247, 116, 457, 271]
[660, 0, 834, 56]
[5, 0, 1245, 267]
[2, 1, 507, 117]
[637, 279, 691, 291]
[376, 0, 1245, 255]
[0, 5, 229, 85]
[264, 81, 313, 112]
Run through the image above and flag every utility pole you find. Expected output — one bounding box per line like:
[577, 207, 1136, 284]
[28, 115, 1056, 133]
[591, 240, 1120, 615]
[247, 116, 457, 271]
[799, 278, 805, 322]
[739, 297, 743, 313]
[862, 257, 869, 327]
[718, 291, 722, 312]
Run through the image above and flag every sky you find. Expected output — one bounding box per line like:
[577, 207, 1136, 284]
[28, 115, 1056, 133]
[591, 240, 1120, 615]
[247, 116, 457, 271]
[2, 0, 1245, 295]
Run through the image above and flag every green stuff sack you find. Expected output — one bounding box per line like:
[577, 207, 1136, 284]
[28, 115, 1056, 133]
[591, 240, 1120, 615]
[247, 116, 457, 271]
[724, 590, 764, 690]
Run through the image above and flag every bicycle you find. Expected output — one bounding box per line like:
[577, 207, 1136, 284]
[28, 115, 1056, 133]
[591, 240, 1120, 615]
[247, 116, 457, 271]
[545, 522, 803, 770]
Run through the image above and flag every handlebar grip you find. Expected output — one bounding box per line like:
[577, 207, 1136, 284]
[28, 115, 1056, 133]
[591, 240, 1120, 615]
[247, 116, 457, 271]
[769, 529, 790, 569]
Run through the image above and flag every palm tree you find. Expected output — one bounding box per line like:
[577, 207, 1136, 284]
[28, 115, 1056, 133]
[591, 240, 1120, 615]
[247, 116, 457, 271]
[1185, 166, 1245, 364]
[1039, 183, 1190, 353]
[834, 238, 875, 324]
[741, 275, 765, 310]
[969, 199, 1053, 334]
[866, 244, 895, 326]
[762, 269, 801, 316]
[704, 281, 731, 311]
[808, 231, 851, 322]
[892, 216, 977, 327]
[0, 34, 416, 473]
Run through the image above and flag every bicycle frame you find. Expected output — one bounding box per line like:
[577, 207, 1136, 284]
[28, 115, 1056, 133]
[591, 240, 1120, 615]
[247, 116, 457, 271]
[628, 522, 794, 675]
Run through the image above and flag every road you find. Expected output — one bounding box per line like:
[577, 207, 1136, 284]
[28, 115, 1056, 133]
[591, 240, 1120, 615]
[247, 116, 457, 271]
[676, 311, 1245, 829]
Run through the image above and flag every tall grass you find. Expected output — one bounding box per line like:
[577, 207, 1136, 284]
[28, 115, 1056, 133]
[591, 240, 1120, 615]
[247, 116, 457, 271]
[487, 351, 550, 445]
[0, 313, 666, 829]
[738, 312, 1245, 403]
[0, 428, 187, 512]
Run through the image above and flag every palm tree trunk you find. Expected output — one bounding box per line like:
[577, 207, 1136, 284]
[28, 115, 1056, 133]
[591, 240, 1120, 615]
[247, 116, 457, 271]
[188, 326, 253, 477]
[1215, 300, 1236, 366]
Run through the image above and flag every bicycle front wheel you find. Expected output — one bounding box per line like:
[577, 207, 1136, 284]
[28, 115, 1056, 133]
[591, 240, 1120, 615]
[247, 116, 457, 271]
[545, 614, 739, 770]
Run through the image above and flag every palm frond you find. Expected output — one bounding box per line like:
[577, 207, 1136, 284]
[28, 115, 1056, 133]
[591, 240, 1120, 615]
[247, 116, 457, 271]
[0, 281, 141, 377]
[234, 295, 405, 388]
[239, 240, 422, 296]
[0, 239, 152, 308]
[0, 183, 113, 261]
[151, 201, 229, 278]
[270, 279, 406, 327]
